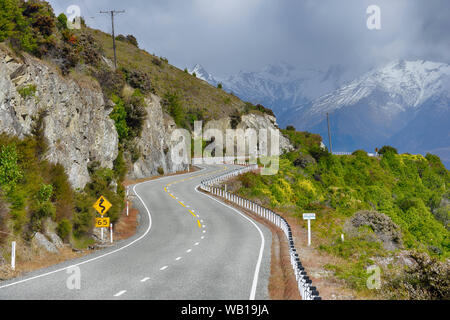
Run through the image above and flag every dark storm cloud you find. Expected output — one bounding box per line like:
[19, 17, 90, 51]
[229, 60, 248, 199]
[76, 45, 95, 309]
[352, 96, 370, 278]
[48, 0, 450, 77]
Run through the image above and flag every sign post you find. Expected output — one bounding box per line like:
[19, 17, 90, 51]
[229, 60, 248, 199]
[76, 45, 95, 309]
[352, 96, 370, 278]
[126, 187, 129, 217]
[303, 213, 316, 246]
[11, 241, 16, 270]
[93, 196, 112, 242]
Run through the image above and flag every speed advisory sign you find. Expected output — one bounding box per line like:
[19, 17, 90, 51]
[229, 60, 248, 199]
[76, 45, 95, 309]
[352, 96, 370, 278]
[95, 217, 110, 228]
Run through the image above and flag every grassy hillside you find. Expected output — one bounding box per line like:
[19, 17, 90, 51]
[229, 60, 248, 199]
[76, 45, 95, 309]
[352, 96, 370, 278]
[233, 129, 449, 299]
[86, 28, 247, 122]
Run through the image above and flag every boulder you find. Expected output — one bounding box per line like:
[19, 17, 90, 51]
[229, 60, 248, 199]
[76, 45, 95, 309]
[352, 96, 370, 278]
[32, 232, 59, 253]
[345, 210, 403, 251]
[294, 154, 316, 168]
[47, 232, 64, 249]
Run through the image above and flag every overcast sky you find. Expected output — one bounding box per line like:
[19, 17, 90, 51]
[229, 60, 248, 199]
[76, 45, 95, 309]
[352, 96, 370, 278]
[48, 0, 450, 78]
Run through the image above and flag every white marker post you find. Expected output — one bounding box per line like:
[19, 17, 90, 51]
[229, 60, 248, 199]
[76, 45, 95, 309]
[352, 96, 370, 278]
[110, 224, 113, 244]
[126, 186, 129, 217]
[303, 213, 316, 247]
[11, 241, 16, 270]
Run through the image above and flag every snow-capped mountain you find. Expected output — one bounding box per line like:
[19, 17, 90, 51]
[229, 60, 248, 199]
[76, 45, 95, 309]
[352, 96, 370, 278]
[286, 60, 450, 166]
[188, 64, 219, 85]
[188, 62, 348, 115]
[189, 60, 450, 167]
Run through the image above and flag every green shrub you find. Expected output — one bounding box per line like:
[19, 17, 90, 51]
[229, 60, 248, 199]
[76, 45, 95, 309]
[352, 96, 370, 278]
[110, 94, 129, 141]
[56, 13, 68, 30]
[38, 184, 53, 202]
[18, 84, 37, 98]
[157, 167, 164, 175]
[379, 145, 398, 155]
[309, 144, 331, 162]
[163, 92, 184, 127]
[113, 147, 127, 181]
[0, 144, 22, 192]
[125, 89, 147, 139]
[383, 252, 450, 300]
[56, 219, 71, 241]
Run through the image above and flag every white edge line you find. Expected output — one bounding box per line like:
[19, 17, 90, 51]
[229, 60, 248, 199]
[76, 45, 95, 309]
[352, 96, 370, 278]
[114, 290, 127, 297]
[0, 167, 207, 290]
[195, 183, 265, 301]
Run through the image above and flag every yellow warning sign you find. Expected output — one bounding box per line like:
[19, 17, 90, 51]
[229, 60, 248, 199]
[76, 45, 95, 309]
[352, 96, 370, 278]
[95, 217, 110, 228]
[93, 196, 112, 216]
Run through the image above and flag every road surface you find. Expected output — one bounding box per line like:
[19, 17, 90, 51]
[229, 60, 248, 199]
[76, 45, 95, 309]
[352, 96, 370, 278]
[0, 165, 271, 300]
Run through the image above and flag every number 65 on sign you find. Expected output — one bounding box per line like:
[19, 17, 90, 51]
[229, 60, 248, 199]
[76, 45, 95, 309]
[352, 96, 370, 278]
[95, 217, 110, 228]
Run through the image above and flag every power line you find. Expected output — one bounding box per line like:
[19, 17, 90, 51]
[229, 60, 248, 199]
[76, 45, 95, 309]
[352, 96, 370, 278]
[327, 112, 333, 154]
[99, 10, 125, 69]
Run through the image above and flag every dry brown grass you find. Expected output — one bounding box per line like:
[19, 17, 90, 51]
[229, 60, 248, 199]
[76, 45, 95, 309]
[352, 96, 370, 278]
[0, 245, 86, 281]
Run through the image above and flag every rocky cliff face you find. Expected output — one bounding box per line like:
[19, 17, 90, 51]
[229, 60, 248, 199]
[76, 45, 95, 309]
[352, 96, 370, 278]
[203, 113, 293, 153]
[129, 94, 189, 179]
[0, 46, 118, 189]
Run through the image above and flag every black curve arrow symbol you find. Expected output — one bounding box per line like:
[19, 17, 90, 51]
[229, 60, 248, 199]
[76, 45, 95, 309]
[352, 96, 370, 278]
[99, 198, 106, 214]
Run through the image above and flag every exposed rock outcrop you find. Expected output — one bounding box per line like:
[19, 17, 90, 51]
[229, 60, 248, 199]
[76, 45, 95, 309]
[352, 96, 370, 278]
[345, 210, 403, 251]
[0, 46, 118, 189]
[32, 232, 59, 253]
[203, 113, 293, 154]
[129, 94, 189, 179]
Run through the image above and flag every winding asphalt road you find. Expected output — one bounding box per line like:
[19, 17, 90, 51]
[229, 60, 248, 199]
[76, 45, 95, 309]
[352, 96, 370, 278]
[0, 165, 271, 300]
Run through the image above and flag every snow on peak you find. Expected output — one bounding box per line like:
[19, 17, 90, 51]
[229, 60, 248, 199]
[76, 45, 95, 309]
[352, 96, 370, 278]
[306, 60, 450, 115]
[188, 64, 217, 83]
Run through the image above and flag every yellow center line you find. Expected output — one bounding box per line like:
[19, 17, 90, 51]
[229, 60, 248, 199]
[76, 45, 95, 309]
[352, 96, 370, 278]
[189, 210, 196, 217]
[162, 165, 230, 229]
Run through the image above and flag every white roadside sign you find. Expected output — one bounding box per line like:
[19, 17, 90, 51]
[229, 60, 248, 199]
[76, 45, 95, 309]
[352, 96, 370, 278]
[303, 213, 316, 220]
[303, 213, 316, 246]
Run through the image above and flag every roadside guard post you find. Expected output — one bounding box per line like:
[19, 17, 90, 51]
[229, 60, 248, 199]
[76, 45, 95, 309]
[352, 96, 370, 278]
[93, 196, 112, 241]
[303, 213, 316, 246]
[11, 241, 16, 270]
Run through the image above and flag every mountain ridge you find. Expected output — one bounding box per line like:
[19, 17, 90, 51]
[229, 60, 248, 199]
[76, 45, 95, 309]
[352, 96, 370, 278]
[191, 60, 450, 167]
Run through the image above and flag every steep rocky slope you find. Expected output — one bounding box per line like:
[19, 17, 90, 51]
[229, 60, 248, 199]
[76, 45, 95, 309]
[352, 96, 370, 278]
[0, 45, 118, 189]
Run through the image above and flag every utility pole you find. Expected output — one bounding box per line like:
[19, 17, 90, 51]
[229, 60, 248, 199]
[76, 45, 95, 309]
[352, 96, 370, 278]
[100, 10, 125, 69]
[327, 113, 333, 154]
